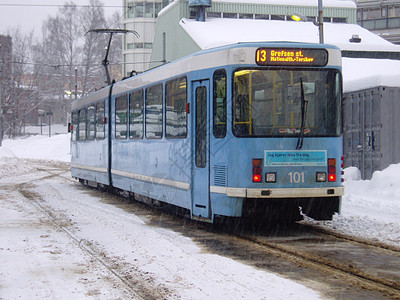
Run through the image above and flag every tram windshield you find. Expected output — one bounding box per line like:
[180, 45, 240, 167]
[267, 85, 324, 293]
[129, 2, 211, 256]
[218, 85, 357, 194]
[232, 69, 341, 137]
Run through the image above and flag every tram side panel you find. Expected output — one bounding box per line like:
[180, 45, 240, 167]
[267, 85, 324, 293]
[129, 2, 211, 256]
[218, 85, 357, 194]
[71, 94, 110, 187]
[109, 81, 193, 211]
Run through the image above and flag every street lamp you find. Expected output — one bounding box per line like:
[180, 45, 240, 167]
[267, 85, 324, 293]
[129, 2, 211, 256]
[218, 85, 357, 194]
[291, 0, 324, 44]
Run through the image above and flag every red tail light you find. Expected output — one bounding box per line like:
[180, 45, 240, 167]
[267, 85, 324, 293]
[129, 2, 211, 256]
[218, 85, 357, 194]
[253, 159, 262, 182]
[328, 158, 336, 182]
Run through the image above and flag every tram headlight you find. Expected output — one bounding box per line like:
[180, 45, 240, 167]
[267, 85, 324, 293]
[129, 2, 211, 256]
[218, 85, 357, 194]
[316, 172, 327, 182]
[265, 172, 276, 183]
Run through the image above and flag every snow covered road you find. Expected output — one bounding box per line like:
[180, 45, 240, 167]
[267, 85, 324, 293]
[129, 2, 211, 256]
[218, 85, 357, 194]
[0, 158, 322, 299]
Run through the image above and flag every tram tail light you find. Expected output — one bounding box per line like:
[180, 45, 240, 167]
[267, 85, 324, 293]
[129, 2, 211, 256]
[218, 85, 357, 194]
[252, 159, 262, 182]
[328, 158, 336, 182]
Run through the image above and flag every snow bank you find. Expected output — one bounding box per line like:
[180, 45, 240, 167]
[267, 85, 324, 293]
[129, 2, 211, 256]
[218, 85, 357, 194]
[0, 134, 71, 163]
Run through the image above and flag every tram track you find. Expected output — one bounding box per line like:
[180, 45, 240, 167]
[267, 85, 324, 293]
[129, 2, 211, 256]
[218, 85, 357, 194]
[230, 223, 400, 299]
[11, 162, 164, 300]
[8, 159, 400, 299]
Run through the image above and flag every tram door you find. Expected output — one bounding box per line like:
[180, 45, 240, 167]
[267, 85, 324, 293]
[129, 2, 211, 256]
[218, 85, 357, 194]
[192, 80, 211, 220]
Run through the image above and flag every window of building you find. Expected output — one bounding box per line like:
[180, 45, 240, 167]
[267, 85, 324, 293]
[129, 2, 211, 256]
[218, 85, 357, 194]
[307, 16, 316, 22]
[239, 13, 253, 19]
[165, 77, 187, 138]
[145, 83, 163, 139]
[129, 89, 144, 139]
[357, 9, 363, 21]
[78, 108, 86, 141]
[135, 42, 144, 49]
[364, 8, 381, 19]
[271, 15, 285, 20]
[127, 2, 134, 18]
[115, 94, 128, 139]
[223, 13, 237, 19]
[213, 70, 227, 138]
[127, 43, 134, 49]
[396, 6, 400, 17]
[255, 14, 269, 20]
[144, 43, 153, 49]
[155, 3, 162, 17]
[135, 2, 144, 18]
[207, 12, 222, 18]
[145, 2, 154, 18]
[332, 17, 347, 23]
[87, 105, 95, 140]
[96, 101, 105, 140]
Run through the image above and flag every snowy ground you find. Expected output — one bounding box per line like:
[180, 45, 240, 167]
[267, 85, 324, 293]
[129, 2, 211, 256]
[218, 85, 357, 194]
[1, 132, 400, 299]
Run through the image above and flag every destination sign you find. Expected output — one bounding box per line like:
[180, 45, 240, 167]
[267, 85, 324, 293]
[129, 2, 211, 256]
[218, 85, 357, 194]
[255, 48, 328, 67]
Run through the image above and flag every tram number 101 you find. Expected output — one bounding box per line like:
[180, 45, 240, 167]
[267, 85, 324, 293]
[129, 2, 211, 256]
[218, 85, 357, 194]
[289, 172, 305, 183]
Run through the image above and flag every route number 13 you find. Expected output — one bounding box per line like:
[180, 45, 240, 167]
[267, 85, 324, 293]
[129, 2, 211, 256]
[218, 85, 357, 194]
[289, 172, 304, 183]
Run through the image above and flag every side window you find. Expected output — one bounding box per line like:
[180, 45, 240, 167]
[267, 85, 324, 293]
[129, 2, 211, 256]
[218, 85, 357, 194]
[213, 70, 227, 138]
[145, 83, 163, 139]
[115, 94, 128, 139]
[195, 86, 207, 168]
[129, 89, 144, 139]
[166, 77, 187, 138]
[78, 108, 86, 141]
[96, 101, 105, 140]
[87, 105, 95, 140]
[71, 111, 78, 141]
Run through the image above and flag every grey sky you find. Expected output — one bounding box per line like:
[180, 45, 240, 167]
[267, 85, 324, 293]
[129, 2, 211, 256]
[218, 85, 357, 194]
[0, 0, 121, 37]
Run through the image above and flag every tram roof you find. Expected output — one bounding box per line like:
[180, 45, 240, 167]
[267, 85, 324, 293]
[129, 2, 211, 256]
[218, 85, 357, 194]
[179, 18, 400, 52]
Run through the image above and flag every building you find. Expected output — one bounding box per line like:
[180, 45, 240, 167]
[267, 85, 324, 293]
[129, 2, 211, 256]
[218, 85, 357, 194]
[122, 0, 357, 74]
[122, 0, 171, 75]
[356, 0, 400, 44]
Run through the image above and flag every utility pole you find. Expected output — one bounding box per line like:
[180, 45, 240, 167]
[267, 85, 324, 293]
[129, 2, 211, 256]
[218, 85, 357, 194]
[318, 0, 324, 44]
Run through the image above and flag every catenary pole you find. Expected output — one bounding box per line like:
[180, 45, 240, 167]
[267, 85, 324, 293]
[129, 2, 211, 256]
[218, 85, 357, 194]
[318, 0, 324, 44]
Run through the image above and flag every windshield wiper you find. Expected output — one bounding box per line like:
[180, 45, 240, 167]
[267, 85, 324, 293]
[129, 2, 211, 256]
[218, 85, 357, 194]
[296, 78, 308, 150]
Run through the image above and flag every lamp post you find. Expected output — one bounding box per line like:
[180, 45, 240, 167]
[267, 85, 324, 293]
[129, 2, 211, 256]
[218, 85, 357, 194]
[47, 111, 53, 137]
[291, 0, 324, 44]
[38, 109, 44, 135]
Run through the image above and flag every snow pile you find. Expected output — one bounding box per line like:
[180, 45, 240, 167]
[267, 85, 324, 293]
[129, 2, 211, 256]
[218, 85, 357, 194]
[312, 164, 400, 247]
[0, 133, 70, 163]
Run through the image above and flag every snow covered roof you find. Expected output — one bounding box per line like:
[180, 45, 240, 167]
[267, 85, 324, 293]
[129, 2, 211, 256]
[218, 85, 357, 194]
[179, 18, 400, 92]
[343, 58, 400, 93]
[179, 18, 400, 52]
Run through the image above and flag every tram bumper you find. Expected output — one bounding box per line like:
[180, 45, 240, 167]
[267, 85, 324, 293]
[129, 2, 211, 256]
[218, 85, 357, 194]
[211, 186, 344, 199]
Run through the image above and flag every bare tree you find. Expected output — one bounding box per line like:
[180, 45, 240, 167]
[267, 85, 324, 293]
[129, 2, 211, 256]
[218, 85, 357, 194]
[2, 28, 40, 137]
[1, 1, 123, 136]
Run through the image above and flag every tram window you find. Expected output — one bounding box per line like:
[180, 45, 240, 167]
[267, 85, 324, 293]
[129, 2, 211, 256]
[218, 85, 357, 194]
[96, 101, 105, 140]
[232, 69, 341, 137]
[213, 70, 227, 138]
[166, 77, 187, 139]
[71, 111, 78, 141]
[129, 89, 144, 139]
[78, 108, 86, 141]
[87, 105, 95, 140]
[196, 86, 207, 168]
[115, 94, 128, 139]
[145, 83, 163, 139]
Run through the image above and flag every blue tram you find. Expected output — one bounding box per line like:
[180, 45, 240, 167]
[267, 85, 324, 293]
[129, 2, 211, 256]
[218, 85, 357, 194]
[71, 42, 344, 223]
